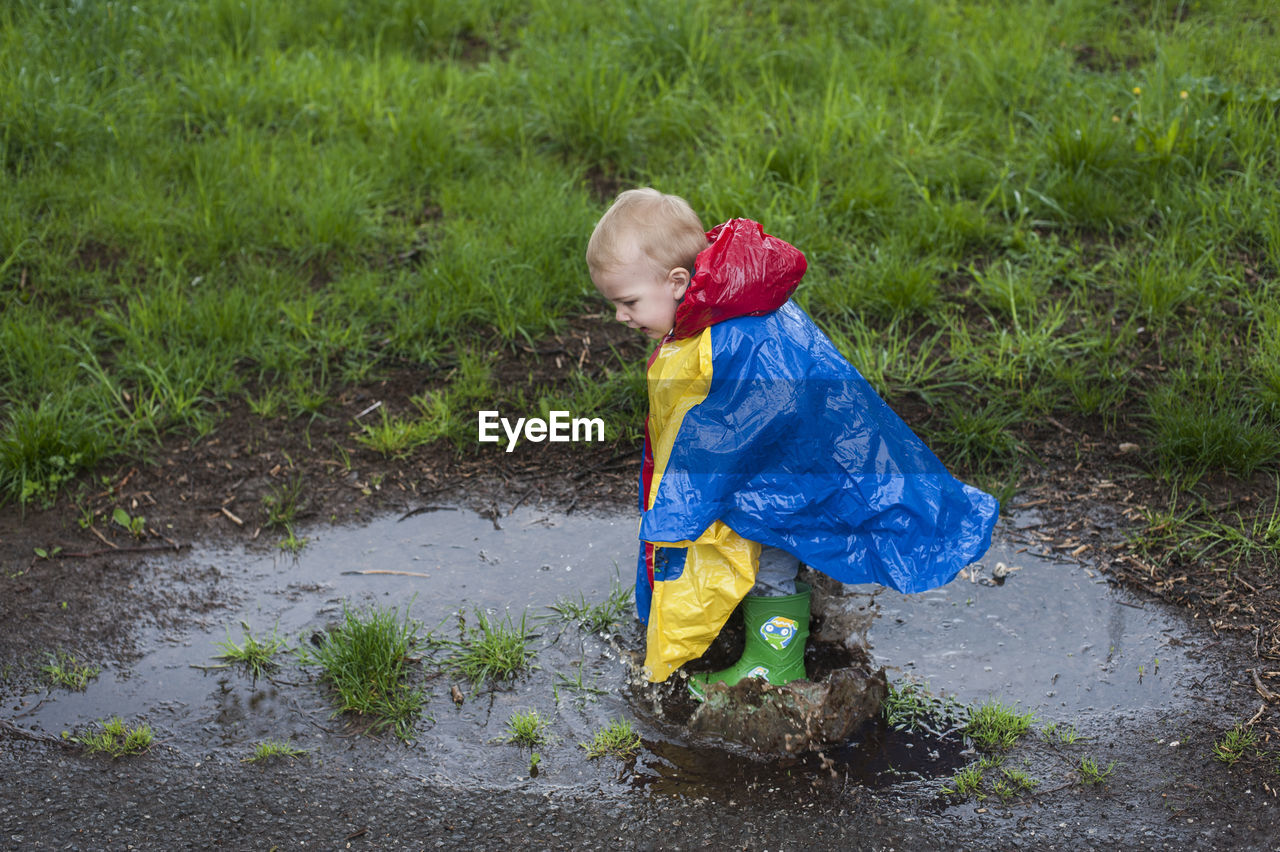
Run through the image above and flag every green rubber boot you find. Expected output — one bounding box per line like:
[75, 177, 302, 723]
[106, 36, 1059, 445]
[688, 581, 811, 701]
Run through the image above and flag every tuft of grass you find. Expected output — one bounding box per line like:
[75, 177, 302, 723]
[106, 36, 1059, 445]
[503, 709, 552, 748]
[1040, 721, 1084, 745]
[262, 475, 305, 529]
[1137, 486, 1280, 574]
[41, 651, 100, 690]
[993, 767, 1040, 802]
[581, 719, 642, 760]
[263, 475, 308, 552]
[929, 398, 1023, 476]
[548, 581, 632, 633]
[242, 739, 309, 763]
[297, 604, 425, 742]
[554, 660, 608, 707]
[941, 764, 984, 798]
[215, 623, 288, 682]
[277, 528, 309, 554]
[1077, 755, 1117, 786]
[68, 716, 153, 758]
[443, 608, 536, 689]
[881, 680, 967, 737]
[1212, 722, 1260, 767]
[353, 395, 449, 458]
[964, 700, 1036, 751]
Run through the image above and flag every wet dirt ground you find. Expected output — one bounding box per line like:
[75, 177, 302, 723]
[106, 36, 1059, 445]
[4, 496, 1280, 849]
[3, 353, 1280, 849]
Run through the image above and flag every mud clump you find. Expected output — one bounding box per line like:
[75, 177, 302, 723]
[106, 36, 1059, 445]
[687, 664, 887, 753]
[627, 576, 889, 754]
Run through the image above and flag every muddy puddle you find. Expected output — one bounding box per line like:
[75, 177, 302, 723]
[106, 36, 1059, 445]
[3, 505, 1233, 803]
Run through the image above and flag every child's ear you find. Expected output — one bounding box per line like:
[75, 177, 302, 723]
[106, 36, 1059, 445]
[668, 267, 691, 300]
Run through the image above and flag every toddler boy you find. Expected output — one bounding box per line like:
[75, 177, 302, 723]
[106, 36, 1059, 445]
[586, 188, 998, 697]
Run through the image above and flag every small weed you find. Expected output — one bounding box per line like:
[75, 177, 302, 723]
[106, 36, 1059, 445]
[246, 387, 287, 419]
[965, 700, 1036, 750]
[278, 529, 308, 553]
[1077, 755, 1117, 786]
[41, 651, 100, 690]
[529, 752, 542, 775]
[1212, 723, 1260, 767]
[941, 765, 984, 798]
[554, 660, 608, 707]
[1041, 722, 1084, 745]
[443, 608, 536, 689]
[242, 739, 308, 763]
[297, 604, 425, 741]
[548, 581, 632, 633]
[32, 546, 63, 560]
[111, 507, 146, 538]
[263, 475, 304, 529]
[68, 716, 153, 758]
[994, 767, 1039, 801]
[882, 680, 967, 737]
[503, 709, 552, 747]
[215, 623, 288, 681]
[354, 398, 448, 458]
[76, 499, 97, 529]
[581, 719, 642, 760]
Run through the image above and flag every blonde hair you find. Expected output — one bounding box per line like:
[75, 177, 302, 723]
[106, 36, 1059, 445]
[586, 188, 707, 277]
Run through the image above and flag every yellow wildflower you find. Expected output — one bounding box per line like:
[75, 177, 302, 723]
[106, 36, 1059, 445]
[1180, 90, 1189, 99]
[1132, 86, 1142, 95]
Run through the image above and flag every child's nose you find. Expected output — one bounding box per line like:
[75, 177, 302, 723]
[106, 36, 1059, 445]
[615, 305, 628, 323]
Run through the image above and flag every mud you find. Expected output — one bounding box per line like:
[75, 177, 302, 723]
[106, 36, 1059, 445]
[4, 501, 1280, 849]
[687, 667, 889, 754]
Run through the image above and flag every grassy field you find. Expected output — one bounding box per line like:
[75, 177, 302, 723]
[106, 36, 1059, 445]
[2, 0, 1279, 563]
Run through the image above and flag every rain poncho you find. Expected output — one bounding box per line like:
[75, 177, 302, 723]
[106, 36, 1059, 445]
[636, 219, 999, 682]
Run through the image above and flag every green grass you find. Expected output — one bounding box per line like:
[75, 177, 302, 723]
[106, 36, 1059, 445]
[964, 700, 1036, 751]
[442, 608, 536, 689]
[353, 397, 450, 458]
[1077, 755, 1117, 786]
[2, 0, 1280, 524]
[1134, 486, 1280, 575]
[941, 764, 984, 798]
[503, 709, 552, 748]
[554, 660, 609, 708]
[297, 603, 426, 741]
[581, 719, 642, 760]
[40, 651, 100, 690]
[881, 680, 967, 737]
[1212, 722, 1260, 767]
[242, 739, 309, 763]
[1040, 721, 1084, 746]
[547, 581, 633, 634]
[993, 767, 1040, 802]
[278, 528, 309, 554]
[262, 476, 305, 530]
[68, 716, 153, 758]
[215, 623, 288, 681]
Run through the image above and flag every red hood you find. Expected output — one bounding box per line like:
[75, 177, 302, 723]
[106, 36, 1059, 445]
[669, 219, 807, 340]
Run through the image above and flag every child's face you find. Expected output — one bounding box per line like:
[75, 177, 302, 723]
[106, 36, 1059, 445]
[591, 255, 690, 341]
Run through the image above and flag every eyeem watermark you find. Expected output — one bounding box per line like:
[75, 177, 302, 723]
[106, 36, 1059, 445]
[478, 410, 605, 453]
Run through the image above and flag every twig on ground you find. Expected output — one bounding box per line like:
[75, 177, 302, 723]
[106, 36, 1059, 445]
[87, 525, 117, 549]
[56, 544, 187, 559]
[1249, 669, 1279, 702]
[340, 569, 433, 578]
